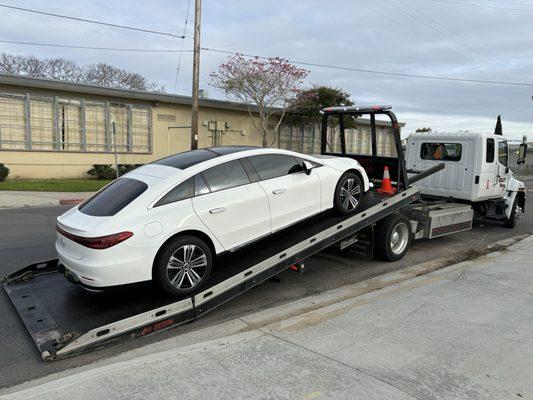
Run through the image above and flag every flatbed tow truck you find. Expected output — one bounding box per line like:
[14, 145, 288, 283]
[2, 106, 479, 361]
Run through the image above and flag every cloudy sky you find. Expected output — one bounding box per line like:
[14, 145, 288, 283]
[1, 0, 532, 139]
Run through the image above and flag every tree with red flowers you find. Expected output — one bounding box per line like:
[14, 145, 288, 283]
[210, 55, 308, 147]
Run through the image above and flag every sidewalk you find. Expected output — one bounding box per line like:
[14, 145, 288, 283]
[0, 191, 92, 208]
[3, 236, 533, 400]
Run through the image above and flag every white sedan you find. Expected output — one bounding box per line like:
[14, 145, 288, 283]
[56, 147, 369, 296]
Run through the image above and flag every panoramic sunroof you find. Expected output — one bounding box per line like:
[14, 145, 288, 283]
[152, 149, 218, 169]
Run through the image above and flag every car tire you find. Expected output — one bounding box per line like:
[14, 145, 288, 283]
[153, 235, 213, 296]
[374, 214, 412, 261]
[334, 172, 364, 215]
[504, 199, 520, 229]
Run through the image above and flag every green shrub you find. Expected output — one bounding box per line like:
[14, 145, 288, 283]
[87, 164, 116, 180]
[0, 163, 9, 182]
[87, 164, 143, 180]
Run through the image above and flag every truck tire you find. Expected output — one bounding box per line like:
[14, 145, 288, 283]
[153, 235, 213, 296]
[374, 214, 412, 261]
[504, 199, 519, 229]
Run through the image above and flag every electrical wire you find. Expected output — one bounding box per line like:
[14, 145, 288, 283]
[0, 39, 193, 53]
[173, 0, 192, 93]
[426, 0, 533, 12]
[0, 3, 186, 38]
[201, 47, 533, 87]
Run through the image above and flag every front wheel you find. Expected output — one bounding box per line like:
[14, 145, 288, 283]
[153, 235, 213, 296]
[504, 199, 521, 229]
[334, 172, 364, 215]
[374, 214, 412, 261]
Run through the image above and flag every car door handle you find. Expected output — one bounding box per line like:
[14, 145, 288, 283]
[272, 189, 286, 195]
[209, 207, 226, 214]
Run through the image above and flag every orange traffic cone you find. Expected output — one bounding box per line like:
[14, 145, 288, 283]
[377, 166, 396, 195]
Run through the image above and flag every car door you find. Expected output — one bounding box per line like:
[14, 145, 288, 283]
[192, 159, 270, 250]
[248, 154, 321, 232]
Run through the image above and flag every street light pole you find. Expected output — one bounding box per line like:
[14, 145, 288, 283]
[190, 0, 202, 150]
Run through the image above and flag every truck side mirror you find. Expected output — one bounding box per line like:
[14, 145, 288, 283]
[517, 143, 527, 165]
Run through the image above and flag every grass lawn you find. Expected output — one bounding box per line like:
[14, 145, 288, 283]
[0, 179, 112, 192]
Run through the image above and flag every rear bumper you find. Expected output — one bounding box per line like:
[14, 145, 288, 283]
[56, 239, 155, 288]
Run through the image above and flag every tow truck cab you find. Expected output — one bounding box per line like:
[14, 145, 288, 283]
[405, 132, 527, 225]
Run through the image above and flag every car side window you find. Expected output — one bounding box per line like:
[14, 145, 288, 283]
[194, 174, 210, 196]
[294, 157, 322, 169]
[202, 159, 251, 192]
[486, 139, 495, 163]
[248, 154, 304, 180]
[154, 178, 193, 207]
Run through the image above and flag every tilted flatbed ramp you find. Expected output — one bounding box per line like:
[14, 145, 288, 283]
[3, 188, 419, 360]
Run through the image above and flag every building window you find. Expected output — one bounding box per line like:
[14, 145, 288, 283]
[0, 93, 26, 149]
[0, 91, 151, 153]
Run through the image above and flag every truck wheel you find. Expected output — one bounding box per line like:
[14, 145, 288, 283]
[334, 172, 363, 215]
[504, 199, 520, 229]
[153, 235, 213, 296]
[374, 214, 412, 261]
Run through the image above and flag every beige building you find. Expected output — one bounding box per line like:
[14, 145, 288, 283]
[0, 74, 402, 179]
[0, 74, 279, 179]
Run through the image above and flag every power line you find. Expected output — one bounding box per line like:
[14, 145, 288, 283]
[426, 0, 533, 12]
[0, 3, 186, 38]
[201, 47, 533, 87]
[173, 0, 192, 93]
[0, 39, 193, 53]
[2, 40, 531, 88]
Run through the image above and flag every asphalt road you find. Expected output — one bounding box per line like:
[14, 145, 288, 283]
[1, 185, 532, 389]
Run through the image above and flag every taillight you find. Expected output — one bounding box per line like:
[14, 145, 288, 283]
[57, 226, 133, 249]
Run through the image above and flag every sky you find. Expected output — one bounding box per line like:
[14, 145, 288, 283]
[0, 0, 532, 139]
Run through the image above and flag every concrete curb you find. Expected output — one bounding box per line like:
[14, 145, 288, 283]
[1, 233, 529, 397]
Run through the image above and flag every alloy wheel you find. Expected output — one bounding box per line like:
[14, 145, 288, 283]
[166, 244, 208, 290]
[340, 178, 361, 211]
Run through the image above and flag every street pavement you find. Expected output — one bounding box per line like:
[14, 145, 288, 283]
[0, 191, 91, 208]
[3, 235, 532, 400]
[0, 180, 532, 389]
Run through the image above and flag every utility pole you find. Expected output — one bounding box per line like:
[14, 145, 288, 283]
[190, 0, 201, 150]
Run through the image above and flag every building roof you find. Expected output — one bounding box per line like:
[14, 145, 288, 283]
[0, 73, 261, 113]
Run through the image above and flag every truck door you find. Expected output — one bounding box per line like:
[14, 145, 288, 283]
[495, 139, 509, 195]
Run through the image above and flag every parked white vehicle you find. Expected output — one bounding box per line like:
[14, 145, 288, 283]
[406, 132, 527, 227]
[56, 147, 369, 295]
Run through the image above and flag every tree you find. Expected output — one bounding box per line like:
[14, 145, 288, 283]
[494, 115, 503, 135]
[0, 53, 165, 92]
[415, 127, 432, 133]
[288, 86, 353, 124]
[210, 55, 308, 147]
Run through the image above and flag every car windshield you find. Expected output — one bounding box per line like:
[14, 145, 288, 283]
[79, 178, 148, 217]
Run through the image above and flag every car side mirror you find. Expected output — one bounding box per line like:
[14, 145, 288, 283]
[302, 160, 313, 175]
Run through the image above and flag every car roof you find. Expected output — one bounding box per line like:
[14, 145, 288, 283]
[151, 146, 260, 169]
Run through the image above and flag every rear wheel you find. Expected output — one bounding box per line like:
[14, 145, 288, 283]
[154, 235, 213, 296]
[374, 214, 412, 261]
[334, 172, 363, 215]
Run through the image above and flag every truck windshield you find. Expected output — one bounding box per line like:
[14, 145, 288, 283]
[79, 178, 148, 217]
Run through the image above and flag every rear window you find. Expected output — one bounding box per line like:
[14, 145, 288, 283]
[421, 143, 462, 162]
[79, 178, 148, 216]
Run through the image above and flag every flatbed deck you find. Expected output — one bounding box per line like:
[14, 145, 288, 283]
[3, 187, 419, 360]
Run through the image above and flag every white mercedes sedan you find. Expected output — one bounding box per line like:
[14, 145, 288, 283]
[56, 147, 369, 295]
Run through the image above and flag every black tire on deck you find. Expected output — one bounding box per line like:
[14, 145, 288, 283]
[153, 235, 213, 296]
